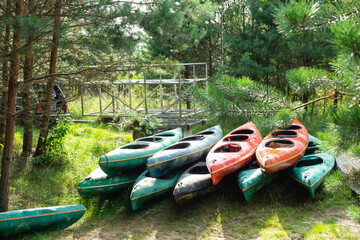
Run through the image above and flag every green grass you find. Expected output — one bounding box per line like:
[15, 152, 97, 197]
[5, 117, 360, 239]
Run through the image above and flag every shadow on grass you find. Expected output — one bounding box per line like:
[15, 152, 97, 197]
[12, 168, 359, 240]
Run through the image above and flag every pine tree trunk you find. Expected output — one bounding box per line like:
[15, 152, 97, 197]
[34, 0, 62, 158]
[0, 0, 24, 213]
[0, 0, 11, 146]
[20, 40, 34, 164]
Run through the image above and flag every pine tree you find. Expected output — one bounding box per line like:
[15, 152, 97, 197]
[273, 0, 360, 151]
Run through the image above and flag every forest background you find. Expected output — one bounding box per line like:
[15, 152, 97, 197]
[0, 0, 360, 238]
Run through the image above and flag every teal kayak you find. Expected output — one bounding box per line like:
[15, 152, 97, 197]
[77, 167, 140, 198]
[305, 134, 321, 155]
[290, 152, 335, 198]
[237, 168, 278, 202]
[0, 204, 86, 237]
[130, 169, 182, 211]
[99, 128, 182, 176]
[147, 125, 222, 178]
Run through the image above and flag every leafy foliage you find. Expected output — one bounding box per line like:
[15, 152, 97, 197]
[34, 118, 70, 166]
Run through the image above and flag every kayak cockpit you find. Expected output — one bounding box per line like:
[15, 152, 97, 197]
[265, 140, 294, 148]
[214, 144, 242, 153]
[165, 142, 191, 150]
[230, 129, 254, 135]
[179, 135, 205, 141]
[136, 137, 164, 142]
[121, 144, 149, 149]
[223, 135, 249, 142]
[296, 157, 323, 167]
[270, 130, 298, 138]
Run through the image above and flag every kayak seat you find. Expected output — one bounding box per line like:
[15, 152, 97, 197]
[270, 130, 298, 138]
[214, 144, 242, 153]
[265, 140, 294, 148]
[223, 135, 249, 142]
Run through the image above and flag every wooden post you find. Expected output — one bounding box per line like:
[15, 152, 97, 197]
[81, 84, 84, 116]
[179, 71, 182, 118]
[144, 74, 147, 115]
[99, 85, 102, 116]
[160, 75, 163, 113]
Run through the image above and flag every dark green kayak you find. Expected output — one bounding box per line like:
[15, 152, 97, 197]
[130, 169, 182, 211]
[99, 128, 182, 176]
[290, 152, 335, 198]
[0, 204, 86, 237]
[78, 167, 140, 198]
[305, 134, 321, 155]
[237, 168, 278, 202]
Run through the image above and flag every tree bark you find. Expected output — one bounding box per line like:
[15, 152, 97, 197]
[20, 36, 35, 163]
[0, 0, 24, 212]
[0, 0, 12, 146]
[34, 0, 62, 158]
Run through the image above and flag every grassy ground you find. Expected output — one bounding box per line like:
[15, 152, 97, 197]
[6, 121, 360, 240]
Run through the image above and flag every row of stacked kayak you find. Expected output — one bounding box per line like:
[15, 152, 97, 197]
[77, 118, 335, 210]
[0, 118, 335, 237]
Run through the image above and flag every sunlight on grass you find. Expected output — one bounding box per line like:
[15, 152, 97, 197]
[304, 223, 357, 240]
[258, 213, 290, 240]
[9, 123, 132, 212]
[198, 210, 224, 239]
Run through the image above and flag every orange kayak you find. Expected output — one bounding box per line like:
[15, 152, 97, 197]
[206, 121, 262, 185]
[256, 118, 309, 173]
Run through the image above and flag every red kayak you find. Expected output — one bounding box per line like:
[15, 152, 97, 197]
[206, 121, 262, 185]
[256, 118, 309, 173]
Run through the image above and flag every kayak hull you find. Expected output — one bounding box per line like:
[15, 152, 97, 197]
[99, 128, 182, 176]
[256, 119, 309, 173]
[130, 169, 182, 211]
[147, 125, 222, 178]
[238, 168, 278, 202]
[206, 122, 262, 185]
[77, 167, 140, 198]
[0, 204, 86, 237]
[173, 162, 218, 205]
[290, 152, 335, 198]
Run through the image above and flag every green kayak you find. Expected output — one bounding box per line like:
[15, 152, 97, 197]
[130, 169, 182, 211]
[99, 128, 182, 176]
[290, 152, 335, 198]
[305, 134, 321, 155]
[237, 168, 278, 202]
[0, 204, 86, 237]
[78, 167, 140, 198]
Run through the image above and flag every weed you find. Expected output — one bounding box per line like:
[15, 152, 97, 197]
[34, 118, 70, 166]
[348, 205, 360, 223]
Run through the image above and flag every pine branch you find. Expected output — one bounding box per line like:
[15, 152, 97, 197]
[293, 93, 337, 110]
[300, 8, 360, 30]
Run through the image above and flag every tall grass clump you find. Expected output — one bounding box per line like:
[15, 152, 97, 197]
[9, 123, 132, 212]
